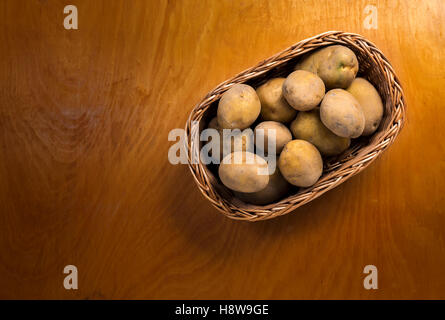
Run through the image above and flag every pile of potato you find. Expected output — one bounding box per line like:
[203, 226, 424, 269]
[209, 45, 384, 205]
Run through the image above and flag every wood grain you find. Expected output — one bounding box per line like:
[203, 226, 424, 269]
[0, 0, 444, 299]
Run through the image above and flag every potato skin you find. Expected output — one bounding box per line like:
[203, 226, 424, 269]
[208, 117, 219, 130]
[296, 45, 359, 89]
[282, 70, 325, 111]
[256, 78, 297, 123]
[320, 89, 365, 138]
[234, 168, 291, 205]
[346, 77, 384, 136]
[254, 121, 292, 154]
[219, 151, 269, 193]
[290, 109, 350, 156]
[278, 140, 323, 187]
[217, 84, 261, 129]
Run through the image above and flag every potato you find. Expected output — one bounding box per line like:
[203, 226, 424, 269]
[254, 121, 292, 154]
[346, 77, 384, 136]
[219, 151, 269, 193]
[234, 168, 291, 205]
[282, 70, 325, 111]
[320, 89, 365, 138]
[206, 117, 254, 161]
[217, 84, 261, 129]
[296, 45, 359, 89]
[256, 78, 297, 123]
[290, 109, 350, 156]
[278, 140, 323, 187]
[208, 117, 219, 130]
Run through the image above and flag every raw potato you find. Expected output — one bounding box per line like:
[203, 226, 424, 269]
[234, 168, 291, 205]
[282, 70, 325, 111]
[254, 121, 292, 154]
[290, 109, 351, 156]
[256, 78, 297, 123]
[347, 77, 384, 136]
[208, 117, 219, 130]
[217, 84, 261, 129]
[207, 117, 254, 161]
[278, 140, 323, 187]
[320, 89, 365, 138]
[219, 151, 269, 193]
[296, 45, 359, 89]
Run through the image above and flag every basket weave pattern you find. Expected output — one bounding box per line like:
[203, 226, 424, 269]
[185, 31, 406, 221]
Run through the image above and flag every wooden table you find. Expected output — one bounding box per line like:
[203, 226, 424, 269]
[0, 0, 444, 299]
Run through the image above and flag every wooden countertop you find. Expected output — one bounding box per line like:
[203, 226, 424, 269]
[0, 0, 444, 299]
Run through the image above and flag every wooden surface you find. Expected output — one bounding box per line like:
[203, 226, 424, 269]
[0, 0, 444, 299]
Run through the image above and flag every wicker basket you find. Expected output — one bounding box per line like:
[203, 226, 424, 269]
[185, 31, 406, 221]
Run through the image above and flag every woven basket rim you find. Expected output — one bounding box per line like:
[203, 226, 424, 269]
[185, 31, 406, 221]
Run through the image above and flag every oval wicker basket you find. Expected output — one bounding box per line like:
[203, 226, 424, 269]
[185, 31, 406, 221]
